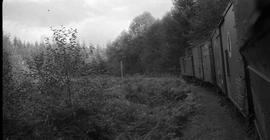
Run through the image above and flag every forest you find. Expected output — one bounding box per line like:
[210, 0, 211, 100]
[3, 0, 230, 139]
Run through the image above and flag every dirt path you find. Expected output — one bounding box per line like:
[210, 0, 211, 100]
[181, 86, 255, 140]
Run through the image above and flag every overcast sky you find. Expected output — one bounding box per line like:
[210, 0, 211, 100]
[3, 0, 173, 46]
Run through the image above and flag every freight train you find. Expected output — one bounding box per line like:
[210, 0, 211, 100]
[179, 0, 270, 139]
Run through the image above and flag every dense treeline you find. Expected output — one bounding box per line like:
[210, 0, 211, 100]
[106, 0, 229, 75]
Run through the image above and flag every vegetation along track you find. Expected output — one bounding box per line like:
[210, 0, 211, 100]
[3, 76, 198, 139]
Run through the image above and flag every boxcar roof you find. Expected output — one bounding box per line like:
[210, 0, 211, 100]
[218, 1, 233, 27]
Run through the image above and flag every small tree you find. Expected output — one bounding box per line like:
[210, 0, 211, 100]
[27, 26, 83, 106]
[48, 26, 83, 106]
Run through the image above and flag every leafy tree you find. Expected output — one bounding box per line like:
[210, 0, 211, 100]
[172, 0, 230, 42]
[129, 12, 156, 37]
[26, 26, 84, 106]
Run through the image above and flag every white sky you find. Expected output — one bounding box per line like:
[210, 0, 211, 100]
[3, 0, 173, 47]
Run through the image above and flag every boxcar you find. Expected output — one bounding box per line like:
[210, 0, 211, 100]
[181, 47, 194, 77]
[242, 34, 270, 140]
[211, 29, 227, 94]
[192, 45, 204, 80]
[201, 41, 215, 84]
[184, 56, 194, 77]
[237, 0, 270, 139]
[219, 3, 249, 116]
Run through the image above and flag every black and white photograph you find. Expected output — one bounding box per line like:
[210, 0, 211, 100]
[3, 0, 270, 139]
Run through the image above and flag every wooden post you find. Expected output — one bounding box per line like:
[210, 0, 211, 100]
[120, 60, 124, 79]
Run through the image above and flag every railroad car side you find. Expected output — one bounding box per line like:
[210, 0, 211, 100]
[219, 3, 249, 116]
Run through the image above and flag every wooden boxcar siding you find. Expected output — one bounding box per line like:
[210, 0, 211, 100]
[192, 46, 204, 80]
[212, 30, 227, 93]
[201, 42, 214, 83]
[220, 3, 249, 115]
